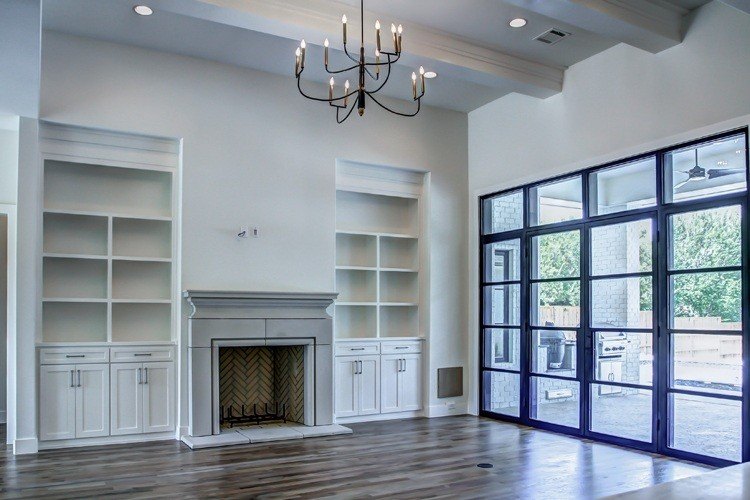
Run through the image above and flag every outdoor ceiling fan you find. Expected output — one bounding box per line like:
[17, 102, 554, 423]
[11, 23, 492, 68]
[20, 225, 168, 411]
[674, 148, 744, 191]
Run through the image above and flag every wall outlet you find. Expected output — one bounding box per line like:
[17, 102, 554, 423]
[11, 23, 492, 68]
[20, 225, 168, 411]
[252, 226, 260, 238]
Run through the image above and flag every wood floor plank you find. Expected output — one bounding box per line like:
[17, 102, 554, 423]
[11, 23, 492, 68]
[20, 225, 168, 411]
[0, 417, 710, 499]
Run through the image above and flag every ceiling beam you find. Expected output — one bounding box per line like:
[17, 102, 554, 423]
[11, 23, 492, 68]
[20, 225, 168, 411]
[151, 0, 564, 98]
[502, 0, 686, 53]
[720, 0, 750, 15]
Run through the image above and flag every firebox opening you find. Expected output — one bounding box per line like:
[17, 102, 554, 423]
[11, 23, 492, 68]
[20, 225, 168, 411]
[218, 346, 305, 428]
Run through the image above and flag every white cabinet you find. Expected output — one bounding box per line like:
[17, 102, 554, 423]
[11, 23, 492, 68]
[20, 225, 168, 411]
[381, 353, 422, 414]
[143, 362, 175, 433]
[334, 355, 380, 417]
[40, 363, 109, 441]
[39, 365, 76, 441]
[111, 361, 174, 436]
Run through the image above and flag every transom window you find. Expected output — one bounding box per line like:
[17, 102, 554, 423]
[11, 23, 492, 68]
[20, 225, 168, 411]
[479, 128, 749, 466]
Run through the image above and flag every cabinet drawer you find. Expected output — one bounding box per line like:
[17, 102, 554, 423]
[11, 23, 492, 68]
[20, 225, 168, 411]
[335, 343, 380, 356]
[381, 341, 422, 354]
[110, 346, 174, 363]
[40, 347, 110, 365]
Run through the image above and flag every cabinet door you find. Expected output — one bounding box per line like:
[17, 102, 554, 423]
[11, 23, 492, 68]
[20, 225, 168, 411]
[110, 363, 143, 436]
[39, 365, 77, 441]
[380, 355, 401, 414]
[143, 362, 175, 433]
[400, 354, 422, 412]
[75, 364, 110, 438]
[335, 357, 358, 418]
[358, 355, 380, 416]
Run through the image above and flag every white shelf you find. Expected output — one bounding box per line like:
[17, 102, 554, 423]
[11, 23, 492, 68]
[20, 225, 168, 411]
[335, 230, 418, 239]
[44, 160, 172, 218]
[43, 212, 108, 256]
[41, 155, 176, 345]
[336, 191, 418, 236]
[334, 181, 423, 340]
[43, 257, 108, 300]
[43, 209, 171, 222]
[336, 268, 377, 303]
[43, 253, 107, 260]
[43, 302, 108, 343]
[112, 256, 172, 263]
[335, 265, 378, 271]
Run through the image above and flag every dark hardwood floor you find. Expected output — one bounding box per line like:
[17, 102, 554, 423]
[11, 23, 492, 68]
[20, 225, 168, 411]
[0, 417, 710, 499]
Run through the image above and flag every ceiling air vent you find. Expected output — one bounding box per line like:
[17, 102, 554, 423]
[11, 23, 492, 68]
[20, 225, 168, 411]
[534, 28, 571, 45]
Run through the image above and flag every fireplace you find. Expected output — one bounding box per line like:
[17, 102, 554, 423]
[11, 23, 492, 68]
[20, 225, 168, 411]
[182, 291, 340, 448]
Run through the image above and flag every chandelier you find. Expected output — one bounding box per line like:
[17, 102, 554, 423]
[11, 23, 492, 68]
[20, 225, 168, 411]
[294, 0, 426, 123]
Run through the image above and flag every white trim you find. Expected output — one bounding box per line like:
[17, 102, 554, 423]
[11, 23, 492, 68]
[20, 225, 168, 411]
[0, 203, 17, 445]
[335, 410, 423, 424]
[467, 114, 750, 418]
[427, 403, 468, 418]
[13, 437, 38, 455]
[38, 432, 174, 451]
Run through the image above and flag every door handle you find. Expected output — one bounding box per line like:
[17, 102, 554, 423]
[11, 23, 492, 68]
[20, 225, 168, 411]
[144, 367, 149, 384]
[65, 354, 85, 358]
[70, 369, 75, 388]
[353, 360, 358, 375]
[134, 353, 152, 357]
[394, 346, 408, 350]
[402, 358, 406, 372]
[77, 370, 82, 388]
[350, 347, 365, 351]
[138, 367, 142, 385]
[358, 360, 362, 374]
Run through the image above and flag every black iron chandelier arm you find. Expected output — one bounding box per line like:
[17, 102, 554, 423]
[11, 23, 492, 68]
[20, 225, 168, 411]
[324, 61, 360, 74]
[336, 102, 358, 124]
[364, 54, 393, 94]
[365, 91, 422, 117]
[296, 76, 359, 104]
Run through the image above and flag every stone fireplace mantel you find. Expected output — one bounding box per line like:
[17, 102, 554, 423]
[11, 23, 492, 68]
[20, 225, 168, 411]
[183, 291, 338, 442]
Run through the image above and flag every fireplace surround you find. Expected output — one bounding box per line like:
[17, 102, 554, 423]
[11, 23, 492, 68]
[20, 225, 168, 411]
[183, 291, 338, 444]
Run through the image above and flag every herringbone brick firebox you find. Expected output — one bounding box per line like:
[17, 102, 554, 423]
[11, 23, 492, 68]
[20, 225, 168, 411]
[218, 346, 305, 425]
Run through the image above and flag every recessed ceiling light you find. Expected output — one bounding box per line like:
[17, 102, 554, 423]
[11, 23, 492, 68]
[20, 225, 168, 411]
[133, 5, 153, 16]
[424, 71, 437, 79]
[509, 18, 527, 28]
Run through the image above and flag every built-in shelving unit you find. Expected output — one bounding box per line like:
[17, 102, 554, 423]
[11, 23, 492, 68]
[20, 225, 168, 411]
[40, 134, 178, 345]
[334, 164, 426, 340]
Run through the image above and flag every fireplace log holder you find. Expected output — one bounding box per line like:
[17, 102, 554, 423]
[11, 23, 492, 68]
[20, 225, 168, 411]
[220, 403, 287, 427]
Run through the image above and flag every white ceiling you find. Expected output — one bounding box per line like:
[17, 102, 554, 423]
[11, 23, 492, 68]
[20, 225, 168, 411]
[42, 0, 716, 112]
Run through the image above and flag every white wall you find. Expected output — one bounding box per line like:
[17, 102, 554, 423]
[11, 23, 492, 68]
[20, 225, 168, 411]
[467, 1, 750, 413]
[0, 123, 20, 205]
[0, 0, 41, 117]
[0, 215, 7, 424]
[22, 31, 468, 442]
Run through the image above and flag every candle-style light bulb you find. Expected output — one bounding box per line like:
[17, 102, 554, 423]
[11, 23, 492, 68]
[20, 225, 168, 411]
[324, 38, 329, 66]
[375, 20, 381, 52]
[295, 46, 301, 74]
[419, 65, 425, 94]
[397, 24, 403, 52]
[411, 72, 417, 99]
[300, 39, 306, 68]
[329, 77, 335, 100]
[344, 79, 350, 106]
[391, 23, 397, 52]
[342, 15, 347, 44]
[375, 48, 380, 75]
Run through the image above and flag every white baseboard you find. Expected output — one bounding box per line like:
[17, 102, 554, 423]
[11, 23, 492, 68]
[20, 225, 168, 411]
[0, 410, 6, 424]
[13, 437, 39, 455]
[428, 402, 468, 418]
[38, 432, 175, 451]
[335, 410, 423, 424]
[177, 426, 189, 438]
